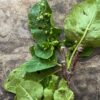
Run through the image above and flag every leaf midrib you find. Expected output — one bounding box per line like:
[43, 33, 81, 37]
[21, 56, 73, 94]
[19, 85, 34, 100]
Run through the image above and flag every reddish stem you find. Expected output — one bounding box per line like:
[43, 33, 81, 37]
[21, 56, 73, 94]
[71, 51, 80, 71]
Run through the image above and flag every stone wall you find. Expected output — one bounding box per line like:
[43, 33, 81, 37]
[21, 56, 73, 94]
[0, 0, 100, 100]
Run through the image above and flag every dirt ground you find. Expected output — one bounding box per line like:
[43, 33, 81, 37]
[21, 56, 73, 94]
[0, 0, 100, 100]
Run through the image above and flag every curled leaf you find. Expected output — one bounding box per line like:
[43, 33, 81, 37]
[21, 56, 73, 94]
[34, 45, 54, 59]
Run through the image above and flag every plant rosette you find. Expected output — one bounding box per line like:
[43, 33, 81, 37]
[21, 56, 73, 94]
[4, 0, 100, 100]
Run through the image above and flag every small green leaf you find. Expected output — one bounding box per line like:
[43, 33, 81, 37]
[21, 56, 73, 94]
[16, 80, 43, 100]
[54, 79, 74, 100]
[34, 45, 54, 59]
[58, 79, 68, 88]
[29, 48, 57, 72]
[47, 75, 59, 89]
[54, 87, 74, 100]
[4, 67, 26, 93]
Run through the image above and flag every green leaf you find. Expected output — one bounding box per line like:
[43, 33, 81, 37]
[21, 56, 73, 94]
[54, 87, 74, 100]
[16, 80, 43, 100]
[34, 45, 54, 59]
[29, 47, 57, 72]
[47, 75, 59, 89]
[54, 79, 74, 100]
[23, 53, 57, 73]
[64, 0, 100, 47]
[4, 67, 26, 93]
[24, 67, 60, 82]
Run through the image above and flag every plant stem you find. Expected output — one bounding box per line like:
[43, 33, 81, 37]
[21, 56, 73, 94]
[67, 15, 94, 69]
[71, 51, 80, 71]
